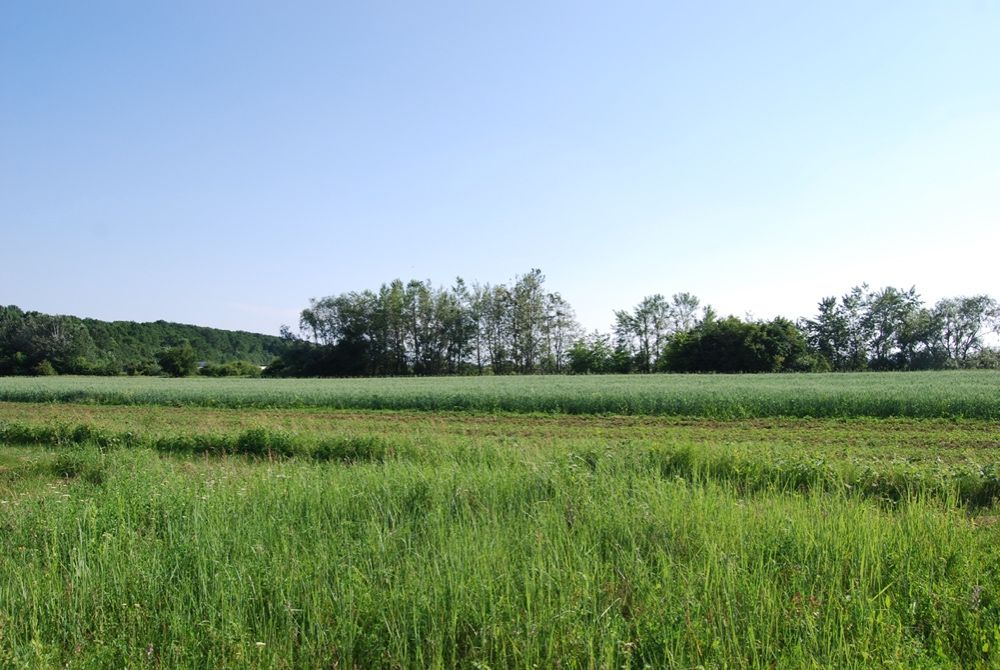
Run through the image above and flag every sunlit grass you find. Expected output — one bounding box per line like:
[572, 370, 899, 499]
[1, 370, 999, 418]
[2, 373, 999, 667]
[2, 443, 1000, 668]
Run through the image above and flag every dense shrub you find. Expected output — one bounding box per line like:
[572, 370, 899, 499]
[200, 360, 262, 377]
[661, 317, 822, 373]
[156, 343, 198, 377]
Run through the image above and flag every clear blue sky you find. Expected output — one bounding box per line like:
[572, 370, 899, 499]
[3, 1, 998, 334]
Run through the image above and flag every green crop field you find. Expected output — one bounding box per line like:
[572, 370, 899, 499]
[2, 370, 1000, 418]
[1, 374, 1000, 668]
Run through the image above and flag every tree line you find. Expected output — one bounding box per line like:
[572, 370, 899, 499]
[0, 305, 285, 376]
[271, 270, 578, 376]
[268, 271, 1000, 376]
[803, 286, 999, 371]
[3, 273, 997, 377]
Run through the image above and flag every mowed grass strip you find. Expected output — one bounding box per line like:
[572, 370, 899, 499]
[1, 370, 999, 418]
[2, 444, 1000, 669]
[2, 402, 999, 457]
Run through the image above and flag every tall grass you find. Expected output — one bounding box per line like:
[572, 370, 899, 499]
[1, 445, 998, 668]
[1, 370, 999, 418]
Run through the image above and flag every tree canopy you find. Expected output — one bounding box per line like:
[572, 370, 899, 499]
[0, 305, 285, 376]
[272, 275, 999, 376]
[3, 277, 997, 377]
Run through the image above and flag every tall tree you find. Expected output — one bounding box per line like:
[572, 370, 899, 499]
[612, 310, 637, 372]
[443, 278, 476, 374]
[933, 296, 1000, 366]
[541, 292, 579, 373]
[510, 269, 547, 373]
[468, 283, 491, 374]
[862, 286, 922, 370]
[483, 284, 513, 374]
[804, 286, 873, 371]
[613, 294, 691, 372]
[379, 279, 409, 375]
[669, 292, 701, 333]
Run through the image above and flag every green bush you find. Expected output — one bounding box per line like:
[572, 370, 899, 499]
[125, 359, 161, 376]
[34, 359, 57, 376]
[156, 343, 198, 377]
[199, 360, 263, 377]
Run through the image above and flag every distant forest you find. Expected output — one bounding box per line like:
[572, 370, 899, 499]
[3, 270, 998, 376]
[0, 305, 285, 376]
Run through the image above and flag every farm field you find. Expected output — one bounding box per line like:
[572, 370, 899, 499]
[1, 375, 1000, 668]
[2, 370, 1000, 418]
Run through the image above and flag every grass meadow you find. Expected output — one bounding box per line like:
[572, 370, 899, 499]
[1, 373, 1000, 668]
